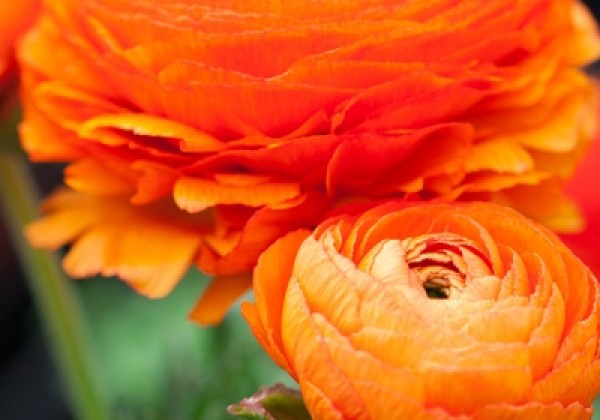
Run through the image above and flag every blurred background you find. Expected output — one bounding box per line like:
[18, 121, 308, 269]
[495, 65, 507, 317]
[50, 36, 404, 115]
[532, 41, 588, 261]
[1, 1, 600, 419]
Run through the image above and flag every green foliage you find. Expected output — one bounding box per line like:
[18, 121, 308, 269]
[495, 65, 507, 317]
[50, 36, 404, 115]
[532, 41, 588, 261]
[75, 271, 295, 420]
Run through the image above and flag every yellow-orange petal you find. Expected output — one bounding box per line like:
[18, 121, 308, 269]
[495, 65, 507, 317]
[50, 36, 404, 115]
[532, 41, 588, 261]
[79, 113, 225, 153]
[465, 139, 533, 174]
[65, 159, 136, 196]
[189, 273, 251, 325]
[174, 176, 301, 212]
[495, 180, 584, 233]
[26, 189, 210, 298]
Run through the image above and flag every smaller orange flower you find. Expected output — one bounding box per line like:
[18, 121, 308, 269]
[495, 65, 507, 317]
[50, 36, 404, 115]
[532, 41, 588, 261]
[244, 202, 600, 418]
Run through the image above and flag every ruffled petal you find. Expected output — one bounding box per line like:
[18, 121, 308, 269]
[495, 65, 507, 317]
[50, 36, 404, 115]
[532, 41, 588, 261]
[26, 189, 210, 297]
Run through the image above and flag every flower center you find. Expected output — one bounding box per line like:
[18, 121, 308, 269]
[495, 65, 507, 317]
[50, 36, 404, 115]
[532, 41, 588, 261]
[422, 277, 451, 299]
[402, 233, 491, 299]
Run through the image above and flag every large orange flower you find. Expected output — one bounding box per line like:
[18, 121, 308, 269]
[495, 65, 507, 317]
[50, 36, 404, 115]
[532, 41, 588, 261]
[243, 202, 600, 418]
[19, 0, 600, 323]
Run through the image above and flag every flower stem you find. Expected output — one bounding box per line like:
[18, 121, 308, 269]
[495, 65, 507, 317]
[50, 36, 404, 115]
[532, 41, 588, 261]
[0, 153, 109, 420]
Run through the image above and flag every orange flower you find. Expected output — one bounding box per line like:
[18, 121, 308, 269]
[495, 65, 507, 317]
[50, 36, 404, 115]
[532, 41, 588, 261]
[19, 0, 600, 323]
[0, 0, 38, 109]
[243, 202, 600, 418]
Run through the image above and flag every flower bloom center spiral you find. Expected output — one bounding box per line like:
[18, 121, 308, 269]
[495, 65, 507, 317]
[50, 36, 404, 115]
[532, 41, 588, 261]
[402, 233, 492, 299]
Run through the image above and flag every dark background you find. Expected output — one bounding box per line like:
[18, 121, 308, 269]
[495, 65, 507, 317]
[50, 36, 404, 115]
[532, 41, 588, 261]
[1, 2, 600, 419]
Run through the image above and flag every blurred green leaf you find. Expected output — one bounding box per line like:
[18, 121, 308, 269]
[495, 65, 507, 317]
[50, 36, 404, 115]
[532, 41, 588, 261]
[74, 271, 294, 419]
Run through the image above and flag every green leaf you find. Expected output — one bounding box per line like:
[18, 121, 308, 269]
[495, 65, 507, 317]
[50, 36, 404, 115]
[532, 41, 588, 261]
[228, 384, 310, 420]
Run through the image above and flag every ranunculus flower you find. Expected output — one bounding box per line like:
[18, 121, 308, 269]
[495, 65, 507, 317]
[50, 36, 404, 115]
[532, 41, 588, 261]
[243, 202, 600, 418]
[0, 0, 38, 111]
[19, 0, 600, 323]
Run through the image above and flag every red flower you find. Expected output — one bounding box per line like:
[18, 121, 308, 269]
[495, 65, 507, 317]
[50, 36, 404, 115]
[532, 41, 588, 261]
[561, 130, 600, 276]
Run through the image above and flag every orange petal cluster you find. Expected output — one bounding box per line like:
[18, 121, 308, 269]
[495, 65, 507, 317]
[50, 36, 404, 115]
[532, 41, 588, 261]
[18, 0, 600, 321]
[243, 202, 600, 418]
[0, 0, 38, 109]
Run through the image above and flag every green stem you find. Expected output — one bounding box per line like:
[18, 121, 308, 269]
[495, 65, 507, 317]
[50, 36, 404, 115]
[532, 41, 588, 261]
[0, 153, 109, 420]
